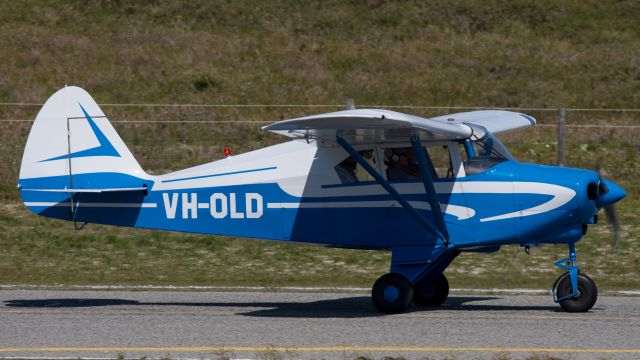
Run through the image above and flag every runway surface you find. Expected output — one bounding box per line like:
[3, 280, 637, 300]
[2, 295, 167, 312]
[1, 289, 640, 359]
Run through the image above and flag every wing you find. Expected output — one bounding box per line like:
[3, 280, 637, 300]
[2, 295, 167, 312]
[264, 109, 535, 143]
[263, 109, 473, 144]
[430, 110, 536, 135]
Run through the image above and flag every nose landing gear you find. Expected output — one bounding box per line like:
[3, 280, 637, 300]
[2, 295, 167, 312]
[552, 242, 598, 312]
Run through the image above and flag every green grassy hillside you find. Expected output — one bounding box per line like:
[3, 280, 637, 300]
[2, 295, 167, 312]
[1, 1, 639, 288]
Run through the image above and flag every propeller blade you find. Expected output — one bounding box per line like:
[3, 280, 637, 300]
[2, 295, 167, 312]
[604, 204, 621, 251]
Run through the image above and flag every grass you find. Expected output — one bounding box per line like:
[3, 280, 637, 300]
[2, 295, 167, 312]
[0, 1, 639, 289]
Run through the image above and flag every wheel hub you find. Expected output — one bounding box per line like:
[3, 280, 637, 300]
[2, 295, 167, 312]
[383, 286, 400, 302]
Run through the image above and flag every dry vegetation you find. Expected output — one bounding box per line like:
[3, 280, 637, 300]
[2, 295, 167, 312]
[0, 1, 639, 288]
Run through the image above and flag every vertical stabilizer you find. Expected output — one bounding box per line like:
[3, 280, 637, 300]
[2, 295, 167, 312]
[19, 86, 146, 181]
[18, 86, 153, 220]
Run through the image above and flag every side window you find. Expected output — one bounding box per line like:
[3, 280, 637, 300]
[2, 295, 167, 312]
[426, 145, 453, 179]
[335, 149, 377, 184]
[381, 144, 456, 180]
[382, 147, 421, 181]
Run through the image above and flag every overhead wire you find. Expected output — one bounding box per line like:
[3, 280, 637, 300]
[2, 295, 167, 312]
[2, 103, 640, 127]
[1, 102, 640, 112]
[2, 119, 640, 128]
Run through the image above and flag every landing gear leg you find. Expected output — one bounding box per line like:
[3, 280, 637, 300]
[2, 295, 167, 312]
[552, 242, 598, 312]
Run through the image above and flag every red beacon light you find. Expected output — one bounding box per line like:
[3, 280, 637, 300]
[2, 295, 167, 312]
[224, 146, 231, 157]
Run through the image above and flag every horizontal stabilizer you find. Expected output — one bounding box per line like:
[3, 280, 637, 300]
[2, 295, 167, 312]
[20, 187, 148, 193]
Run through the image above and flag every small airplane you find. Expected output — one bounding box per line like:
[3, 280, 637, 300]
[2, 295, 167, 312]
[18, 86, 626, 313]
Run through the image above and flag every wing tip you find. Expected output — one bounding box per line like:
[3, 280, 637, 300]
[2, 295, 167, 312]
[519, 113, 537, 126]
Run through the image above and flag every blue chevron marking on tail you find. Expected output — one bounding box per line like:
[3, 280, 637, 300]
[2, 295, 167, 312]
[40, 103, 121, 162]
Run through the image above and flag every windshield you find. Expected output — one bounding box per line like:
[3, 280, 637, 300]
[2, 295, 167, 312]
[462, 125, 514, 176]
[468, 124, 515, 161]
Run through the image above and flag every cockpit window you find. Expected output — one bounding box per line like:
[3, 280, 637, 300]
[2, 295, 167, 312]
[462, 125, 514, 175]
[381, 145, 455, 180]
[426, 145, 454, 179]
[382, 147, 421, 181]
[335, 150, 377, 184]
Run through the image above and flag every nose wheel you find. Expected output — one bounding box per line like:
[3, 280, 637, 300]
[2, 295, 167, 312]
[553, 272, 598, 312]
[552, 242, 598, 312]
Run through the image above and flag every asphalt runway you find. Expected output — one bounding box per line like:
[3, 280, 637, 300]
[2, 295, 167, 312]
[1, 289, 640, 360]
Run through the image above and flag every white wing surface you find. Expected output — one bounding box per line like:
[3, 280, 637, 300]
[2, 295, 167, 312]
[430, 110, 536, 135]
[263, 109, 473, 144]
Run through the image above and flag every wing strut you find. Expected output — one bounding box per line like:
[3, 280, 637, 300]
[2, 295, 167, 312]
[336, 136, 446, 243]
[411, 133, 450, 241]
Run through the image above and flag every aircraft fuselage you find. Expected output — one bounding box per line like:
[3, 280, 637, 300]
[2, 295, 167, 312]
[22, 139, 612, 251]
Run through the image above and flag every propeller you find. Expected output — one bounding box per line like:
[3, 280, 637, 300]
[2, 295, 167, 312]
[595, 163, 625, 251]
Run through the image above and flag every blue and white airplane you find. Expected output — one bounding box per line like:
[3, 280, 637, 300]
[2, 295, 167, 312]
[18, 86, 626, 313]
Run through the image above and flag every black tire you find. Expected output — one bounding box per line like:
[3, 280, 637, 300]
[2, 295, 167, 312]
[555, 272, 598, 312]
[372, 273, 414, 314]
[413, 273, 449, 307]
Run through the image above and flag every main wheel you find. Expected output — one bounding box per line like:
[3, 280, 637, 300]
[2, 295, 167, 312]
[413, 273, 449, 307]
[555, 272, 598, 312]
[372, 273, 413, 314]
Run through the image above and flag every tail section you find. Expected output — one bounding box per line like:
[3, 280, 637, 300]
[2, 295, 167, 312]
[19, 86, 153, 224]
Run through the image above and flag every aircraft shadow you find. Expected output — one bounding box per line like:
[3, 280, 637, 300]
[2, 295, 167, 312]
[4, 295, 564, 318]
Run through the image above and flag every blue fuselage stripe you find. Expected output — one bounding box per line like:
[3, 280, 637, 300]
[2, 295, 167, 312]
[160, 166, 278, 183]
